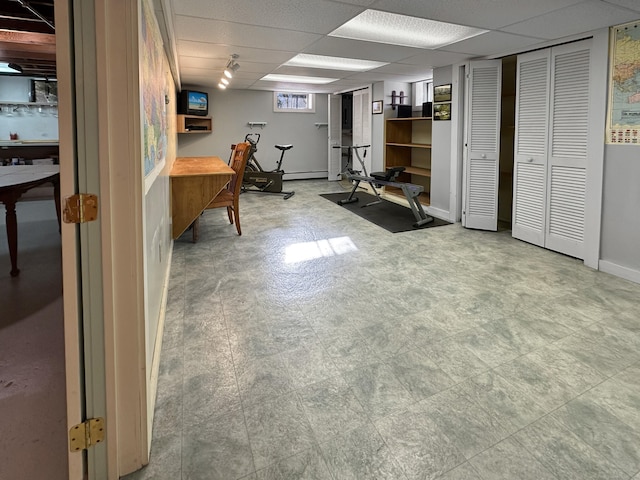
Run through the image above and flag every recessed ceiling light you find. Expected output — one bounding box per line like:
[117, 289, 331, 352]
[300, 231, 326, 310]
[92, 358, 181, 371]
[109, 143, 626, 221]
[329, 10, 487, 49]
[284, 54, 387, 72]
[260, 74, 338, 84]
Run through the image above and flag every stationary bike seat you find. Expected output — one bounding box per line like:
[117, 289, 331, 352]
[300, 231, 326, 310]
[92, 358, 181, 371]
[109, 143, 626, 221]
[275, 144, 293, 151]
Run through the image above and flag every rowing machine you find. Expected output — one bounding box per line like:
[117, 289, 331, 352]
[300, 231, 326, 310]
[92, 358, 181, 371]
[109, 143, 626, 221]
[336, 145, 433, 228]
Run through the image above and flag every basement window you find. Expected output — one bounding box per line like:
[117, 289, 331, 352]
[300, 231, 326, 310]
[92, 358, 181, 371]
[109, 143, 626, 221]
[273, 92, 315, 113]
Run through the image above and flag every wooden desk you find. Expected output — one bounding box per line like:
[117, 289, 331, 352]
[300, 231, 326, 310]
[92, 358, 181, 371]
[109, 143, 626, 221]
[170, 156, 234, 240]
[0, 165, 61, 276]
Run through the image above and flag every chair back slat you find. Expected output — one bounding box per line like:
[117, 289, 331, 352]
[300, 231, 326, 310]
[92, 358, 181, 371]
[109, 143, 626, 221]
[228, 142, 250, 194]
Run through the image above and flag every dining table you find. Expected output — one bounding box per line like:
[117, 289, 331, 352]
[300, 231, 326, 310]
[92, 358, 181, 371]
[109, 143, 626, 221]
[0, 165, 60, 276]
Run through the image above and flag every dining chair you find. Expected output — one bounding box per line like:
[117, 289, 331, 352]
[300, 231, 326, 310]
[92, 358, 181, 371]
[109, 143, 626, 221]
[193, 141, 251, 241]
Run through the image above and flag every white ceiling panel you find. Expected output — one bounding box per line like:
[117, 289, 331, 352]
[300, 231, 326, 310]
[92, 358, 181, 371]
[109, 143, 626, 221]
[174, 17, 321, 51]
[441, 31, 545, 57]
[368, 0, 585, 29]
[304, 37, 423, 63]
[176, 41, 296, 64]
[173, 0, 365, 34]
[602, 0, 640, 13]
[501, 0, 640, 39]
[164, 0, 639, 92]
[396, 50, 473, 67]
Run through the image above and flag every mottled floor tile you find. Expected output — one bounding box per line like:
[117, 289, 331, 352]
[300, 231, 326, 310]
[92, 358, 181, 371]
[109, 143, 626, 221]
[453, 328, 520, 368]
[280, 342, 340, 389]
[457, 371, 547, 433]
[420, 388, 511, 459]
[422, 338, 491, 383]
[244, 394, 317, 470]
[438, 462, 482, 480]
[375, 404, 466, 479]
[182, 404, 254, 480]
[584, 366, 640, 432]
[297, 375, 371, 444]
[341, 362, 415, 419]
[255, 446, 333, 480]
[552, 397, 640, 476]
[123, 433, 182, 480]
[319, 333, 380, 371]
[234, 353, 295, 405]
[514, 415, 629, 480]
[144, 179, 640, 480]
[319, 423, 408, 480]
[494, 354, 578, 412]
[358, 321, 414, 359]
[470, 437, 557, 480]
[384, 349, 454, 402]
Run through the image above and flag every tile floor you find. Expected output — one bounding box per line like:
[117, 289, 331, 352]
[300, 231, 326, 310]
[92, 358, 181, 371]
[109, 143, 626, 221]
[125, 179, 640, 480]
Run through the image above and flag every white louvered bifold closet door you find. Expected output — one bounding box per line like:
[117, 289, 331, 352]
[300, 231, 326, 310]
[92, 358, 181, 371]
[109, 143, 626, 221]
[352, 88, 372, 174]
[464, 60, 502, 230]
[512, 50, 550, 246]
[545, 42, 591, 259]
[328, 94, 342, 180]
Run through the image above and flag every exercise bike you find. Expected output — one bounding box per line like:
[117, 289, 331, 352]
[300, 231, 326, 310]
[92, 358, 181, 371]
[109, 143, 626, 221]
[242, 133, 295, 200]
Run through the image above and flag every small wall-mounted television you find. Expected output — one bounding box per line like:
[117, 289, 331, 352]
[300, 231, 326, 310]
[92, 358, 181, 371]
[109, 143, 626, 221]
[178, 90, 208, 116]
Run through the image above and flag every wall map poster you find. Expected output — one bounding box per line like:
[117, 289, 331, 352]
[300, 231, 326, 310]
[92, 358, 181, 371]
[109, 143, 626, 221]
[608, 21, 640, 145]
[141, 0, 167, 175]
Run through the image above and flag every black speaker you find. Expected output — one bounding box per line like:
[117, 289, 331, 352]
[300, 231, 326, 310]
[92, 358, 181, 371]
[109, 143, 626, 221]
[397, 104, 412, 118]
[422, 102, 432, 118]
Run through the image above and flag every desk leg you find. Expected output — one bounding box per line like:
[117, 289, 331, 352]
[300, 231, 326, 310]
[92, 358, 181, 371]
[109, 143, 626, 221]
[4, 200, 19, 277]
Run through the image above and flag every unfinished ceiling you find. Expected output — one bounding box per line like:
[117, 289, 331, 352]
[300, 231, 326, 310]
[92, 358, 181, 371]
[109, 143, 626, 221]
[159, 0, 640, 93]
[0, 0, 55, 78]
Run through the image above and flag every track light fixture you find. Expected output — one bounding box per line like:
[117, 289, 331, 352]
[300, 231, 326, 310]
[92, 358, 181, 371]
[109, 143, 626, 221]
[219, 54, 239, 89]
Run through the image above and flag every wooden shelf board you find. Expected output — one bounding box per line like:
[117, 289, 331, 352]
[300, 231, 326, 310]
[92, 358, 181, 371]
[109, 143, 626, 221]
[385, 187, 430, 206]
[387, 116, 432, 121]
[403, 166, 431, 177]
[386, 142, 432, 149]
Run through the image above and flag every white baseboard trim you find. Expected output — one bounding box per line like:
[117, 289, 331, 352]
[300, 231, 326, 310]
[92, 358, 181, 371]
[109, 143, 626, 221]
[147, 242, 173, 454]
[426, 206, 451, 222]
[284, 171, 328, 180]
[598, 259, 640, 284]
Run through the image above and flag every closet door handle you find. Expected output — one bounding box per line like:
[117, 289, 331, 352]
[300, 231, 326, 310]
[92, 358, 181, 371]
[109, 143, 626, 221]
[481, 154, 487, 159]
[527, 158, 534, 162]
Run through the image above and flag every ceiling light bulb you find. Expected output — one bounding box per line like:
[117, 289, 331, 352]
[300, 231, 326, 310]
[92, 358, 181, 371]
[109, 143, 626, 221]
[224, 69, 233, 79]
[220, 77, 229, 85]
[218, 83, 227, 89]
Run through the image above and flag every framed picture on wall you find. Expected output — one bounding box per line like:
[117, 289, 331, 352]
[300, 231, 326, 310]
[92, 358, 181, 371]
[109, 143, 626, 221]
[372, 100, 383, 114]
[433, 103, 451, 121]
[434, 84, 452, 102]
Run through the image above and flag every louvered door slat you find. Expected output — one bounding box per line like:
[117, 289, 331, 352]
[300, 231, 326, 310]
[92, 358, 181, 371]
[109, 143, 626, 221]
[512, 50, 550, 246]
[464, 60, 502, 230]
[546, 43, 590, 259]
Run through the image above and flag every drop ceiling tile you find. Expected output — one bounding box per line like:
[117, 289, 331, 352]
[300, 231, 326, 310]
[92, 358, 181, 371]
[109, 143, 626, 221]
[501, 0, 640, 39]
[603, 0, 640, 13]
[174, 16, 321, 51]
[303, 36, 424, 63]
[441, 31, 545, 57]
[173, 0, 365, 34]
[176, 41, 296, 64]
[370, 63, 433, 77]
[271, 66, 368, 77]
[369, 0, 585, 29]
[396, 50, 473, 67]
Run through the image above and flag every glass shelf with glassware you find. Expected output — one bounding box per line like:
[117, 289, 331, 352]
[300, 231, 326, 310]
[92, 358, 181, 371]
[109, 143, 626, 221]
[0, 101, 59, 117]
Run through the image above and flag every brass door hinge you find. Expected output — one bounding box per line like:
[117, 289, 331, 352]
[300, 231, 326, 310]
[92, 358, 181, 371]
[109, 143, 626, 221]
[63, 194, 98, 224]
[69, 417, 105, 452]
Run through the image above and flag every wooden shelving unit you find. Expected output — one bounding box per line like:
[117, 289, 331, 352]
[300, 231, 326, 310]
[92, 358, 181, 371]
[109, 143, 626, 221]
[384, 116, 432, 205]
[177, 114, 212, 134]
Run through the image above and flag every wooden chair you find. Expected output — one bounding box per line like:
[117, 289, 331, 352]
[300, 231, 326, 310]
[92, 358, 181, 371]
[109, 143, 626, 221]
[193, 142, 251, 241]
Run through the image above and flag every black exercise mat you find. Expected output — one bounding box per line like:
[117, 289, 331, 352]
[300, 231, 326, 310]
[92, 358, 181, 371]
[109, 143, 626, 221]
[320, 192, 452, 233]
